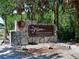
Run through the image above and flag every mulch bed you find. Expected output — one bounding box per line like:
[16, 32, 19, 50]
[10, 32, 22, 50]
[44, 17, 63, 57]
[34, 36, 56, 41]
[22, 47, 61, 55]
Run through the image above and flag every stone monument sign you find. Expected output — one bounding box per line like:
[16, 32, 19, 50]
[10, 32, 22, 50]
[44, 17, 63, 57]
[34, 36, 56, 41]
[11, 20, 57, 47]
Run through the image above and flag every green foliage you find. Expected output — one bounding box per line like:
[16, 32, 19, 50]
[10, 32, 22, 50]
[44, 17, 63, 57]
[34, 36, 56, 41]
[43, 10, 52, 23]
[7, 15, 14, 30]
[0, 0, 16, 15]
[58, 5, 75, 41]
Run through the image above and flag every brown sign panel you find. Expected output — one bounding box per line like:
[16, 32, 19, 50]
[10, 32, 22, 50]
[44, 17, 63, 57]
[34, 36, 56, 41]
[17, 20, 25, 31]
[28, 25, 54, 37]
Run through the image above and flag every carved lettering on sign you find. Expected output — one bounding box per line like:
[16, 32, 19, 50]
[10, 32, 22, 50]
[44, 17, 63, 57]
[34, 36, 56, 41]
[28, 25, 54, 37]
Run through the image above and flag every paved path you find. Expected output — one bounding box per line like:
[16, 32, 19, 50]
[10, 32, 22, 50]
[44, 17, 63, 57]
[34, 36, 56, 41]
[0, 43, 79, 59]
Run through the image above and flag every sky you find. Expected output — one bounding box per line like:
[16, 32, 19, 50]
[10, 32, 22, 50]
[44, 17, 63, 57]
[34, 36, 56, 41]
[0, 17, 4, 24]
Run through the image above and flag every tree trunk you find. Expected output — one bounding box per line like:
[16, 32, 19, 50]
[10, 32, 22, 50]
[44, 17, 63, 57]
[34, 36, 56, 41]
[2, 14, 7, 43]
[73, 0, 79, 42]
[29, 0, 36, 20]
[54, 0, 59, 38]
[54, 0, 59, 27]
